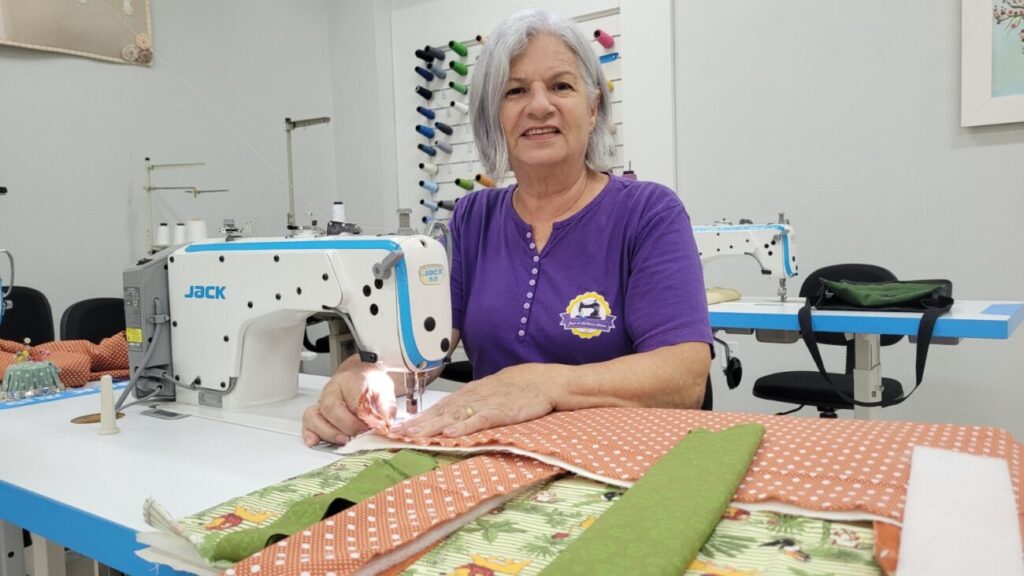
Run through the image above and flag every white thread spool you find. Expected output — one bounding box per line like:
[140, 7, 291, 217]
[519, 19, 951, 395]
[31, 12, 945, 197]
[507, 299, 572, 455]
[173, 223, 187, 245]
[332, 201, 346, 222]
[154, 222, 171, 247]
[185, 219, 208, 242]
[98, 375, 120, 435]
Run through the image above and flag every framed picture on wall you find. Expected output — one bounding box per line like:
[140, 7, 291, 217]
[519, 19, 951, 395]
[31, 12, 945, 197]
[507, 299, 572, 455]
[961, 0, 1024, 126]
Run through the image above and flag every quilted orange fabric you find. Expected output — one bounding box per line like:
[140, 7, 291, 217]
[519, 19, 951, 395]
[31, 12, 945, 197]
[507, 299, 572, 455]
[227, 453, 561, 576]
[375, 408, 1024, 536]
[0, 333, 130, 388]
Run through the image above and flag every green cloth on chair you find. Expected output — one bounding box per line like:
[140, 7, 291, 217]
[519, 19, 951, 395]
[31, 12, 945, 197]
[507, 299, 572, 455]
[211, 449, 436, 562]
[539, 423, 765, 576]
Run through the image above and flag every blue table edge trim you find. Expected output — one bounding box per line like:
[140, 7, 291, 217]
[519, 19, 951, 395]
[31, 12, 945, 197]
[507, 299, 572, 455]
[709, 303, 1023, 340]
[0, 381, 128, 411]
[0, 479, 192, 575]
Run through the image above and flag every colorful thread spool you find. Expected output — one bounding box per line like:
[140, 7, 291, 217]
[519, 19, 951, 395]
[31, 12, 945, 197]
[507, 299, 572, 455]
[415, 124, 436, 139]
[607, 79, 615, 92]
[454, 177, 474, 191]
[434, 140, 453, 154]
[414, 66, 434, 81]
[417, 143, 437, 157]
[416, 106, 436, 120]
[419, 179, 439, 194]
[475, 173, 496, 188]
[434, 121, 454, 136]
[421, 215, 437, 225]
[449, 81, 468, 95]
[415, 86, 433, 101]
[419, 162, 439, 176]
[428, 61, 447, 80]
[448, 40, 468, 57]
[450, 60, 469, 76]
[424, 45, 446, 61]
[594, 29, 615, 49]
[422, 198, 458, 211]
[475, 34, 487, 43]
[414, 48, 434, 63]
[450, 100, 469, 114]
[599, 52, 619, 64]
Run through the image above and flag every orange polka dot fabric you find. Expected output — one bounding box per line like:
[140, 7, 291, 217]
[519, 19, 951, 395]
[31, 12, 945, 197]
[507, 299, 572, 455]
[227, 453, 561, 576]
[0, 333, 130, 388]
[377, 408, 1024, 535]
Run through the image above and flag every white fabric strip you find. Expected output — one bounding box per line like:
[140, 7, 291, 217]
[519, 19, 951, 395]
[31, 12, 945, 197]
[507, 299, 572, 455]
[898, 446, 1024, 575]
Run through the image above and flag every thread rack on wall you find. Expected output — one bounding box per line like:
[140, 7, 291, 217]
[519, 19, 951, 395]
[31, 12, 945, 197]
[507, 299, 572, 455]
[396, 7, 626, 227]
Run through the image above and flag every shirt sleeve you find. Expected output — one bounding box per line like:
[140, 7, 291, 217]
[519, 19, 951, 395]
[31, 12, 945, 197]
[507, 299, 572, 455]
[624, 192, 712, 353]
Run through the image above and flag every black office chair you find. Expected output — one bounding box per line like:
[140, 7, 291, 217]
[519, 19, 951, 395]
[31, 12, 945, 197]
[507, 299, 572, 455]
[60, 298, 126, 343]
[440, 361, 715, 411]
[751, 263, 905, 418]
[0, 286, 54, 344]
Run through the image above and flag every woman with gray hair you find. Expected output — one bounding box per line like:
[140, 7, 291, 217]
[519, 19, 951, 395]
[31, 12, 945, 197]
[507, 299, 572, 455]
[303, 9, 711, 446]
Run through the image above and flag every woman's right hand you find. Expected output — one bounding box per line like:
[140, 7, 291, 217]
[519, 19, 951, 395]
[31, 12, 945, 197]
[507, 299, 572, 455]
[301, 355, 397, 447]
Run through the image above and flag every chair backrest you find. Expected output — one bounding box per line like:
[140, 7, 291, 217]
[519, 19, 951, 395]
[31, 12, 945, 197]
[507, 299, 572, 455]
[60, 297, 126, 344]
[0, 286, 55, 345]
[800, 263, 903, 349]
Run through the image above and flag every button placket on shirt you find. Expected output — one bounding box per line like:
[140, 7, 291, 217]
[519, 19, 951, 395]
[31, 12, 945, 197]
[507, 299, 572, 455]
[519, 231, 538, 339]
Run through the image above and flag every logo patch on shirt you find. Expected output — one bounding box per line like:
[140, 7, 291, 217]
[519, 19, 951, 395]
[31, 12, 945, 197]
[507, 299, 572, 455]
[560, 292, 617, 339]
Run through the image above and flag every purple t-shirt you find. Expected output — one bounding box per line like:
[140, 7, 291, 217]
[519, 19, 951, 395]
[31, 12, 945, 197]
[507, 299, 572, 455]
[449, 174, 711, 379]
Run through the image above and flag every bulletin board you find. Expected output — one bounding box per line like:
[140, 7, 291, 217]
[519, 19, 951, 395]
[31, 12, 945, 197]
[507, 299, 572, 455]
[391, 0, 676, 227]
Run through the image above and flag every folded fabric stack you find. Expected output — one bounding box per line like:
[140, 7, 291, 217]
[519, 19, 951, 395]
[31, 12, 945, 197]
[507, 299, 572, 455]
[136, 408, 1023, 576]
[0, 332, 130, 388]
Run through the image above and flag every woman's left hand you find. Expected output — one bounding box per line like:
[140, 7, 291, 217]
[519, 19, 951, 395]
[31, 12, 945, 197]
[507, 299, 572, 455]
[391, 363, 556, 438]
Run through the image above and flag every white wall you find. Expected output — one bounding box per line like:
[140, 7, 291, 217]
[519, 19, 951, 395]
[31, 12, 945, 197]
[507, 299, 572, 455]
[674, 1, 1024, 435]
[0, 0, 337, 334]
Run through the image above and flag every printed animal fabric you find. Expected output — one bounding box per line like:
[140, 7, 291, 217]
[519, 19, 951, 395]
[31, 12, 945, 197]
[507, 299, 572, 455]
[397, 476, 883, 576]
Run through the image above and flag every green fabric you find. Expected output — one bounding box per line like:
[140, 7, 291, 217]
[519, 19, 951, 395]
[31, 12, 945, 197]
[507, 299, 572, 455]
[403, 472, 880, 576]
[538, 424, 765, 576]
[403, 473, 621, 576]
[211, 450, 437, 562]
[821, 279, 939, 308]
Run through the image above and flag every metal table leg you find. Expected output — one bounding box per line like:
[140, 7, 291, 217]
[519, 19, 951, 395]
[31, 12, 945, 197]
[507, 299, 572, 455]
[852, 333, 882, 420]
[0, 520, 27, 576]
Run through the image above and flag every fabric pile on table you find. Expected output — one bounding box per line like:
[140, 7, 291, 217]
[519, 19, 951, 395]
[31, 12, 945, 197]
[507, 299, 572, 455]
[0, 333, 129, 388]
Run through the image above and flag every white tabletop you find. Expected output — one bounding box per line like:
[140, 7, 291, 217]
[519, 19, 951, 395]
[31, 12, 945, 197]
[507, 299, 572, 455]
[0, 376, 339, 574]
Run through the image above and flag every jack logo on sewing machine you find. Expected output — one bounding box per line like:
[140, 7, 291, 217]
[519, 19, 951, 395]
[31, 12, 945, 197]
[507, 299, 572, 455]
[184, 285, 226, 299]
[418, 264, 444, 286]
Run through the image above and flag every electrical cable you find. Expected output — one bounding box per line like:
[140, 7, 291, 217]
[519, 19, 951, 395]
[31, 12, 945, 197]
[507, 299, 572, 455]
[115, 296, 167, 411]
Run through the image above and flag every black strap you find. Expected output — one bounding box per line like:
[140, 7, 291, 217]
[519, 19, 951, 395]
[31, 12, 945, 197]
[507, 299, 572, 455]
[797, 302, 945, 408]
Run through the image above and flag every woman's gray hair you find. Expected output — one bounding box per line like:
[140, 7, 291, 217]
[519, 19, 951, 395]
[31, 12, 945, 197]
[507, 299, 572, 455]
[470, 9, 616, 181]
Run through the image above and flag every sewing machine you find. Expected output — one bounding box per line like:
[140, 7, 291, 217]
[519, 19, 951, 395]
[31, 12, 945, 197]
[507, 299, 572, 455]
[122, 234, 451, 416]
[692, 215, 798, 301]
[692, 216, 799, 387]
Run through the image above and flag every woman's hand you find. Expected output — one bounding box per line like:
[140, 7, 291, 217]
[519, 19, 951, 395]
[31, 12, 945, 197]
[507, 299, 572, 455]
[301, 356, 397, 447]
[392, 363, 556, 438]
